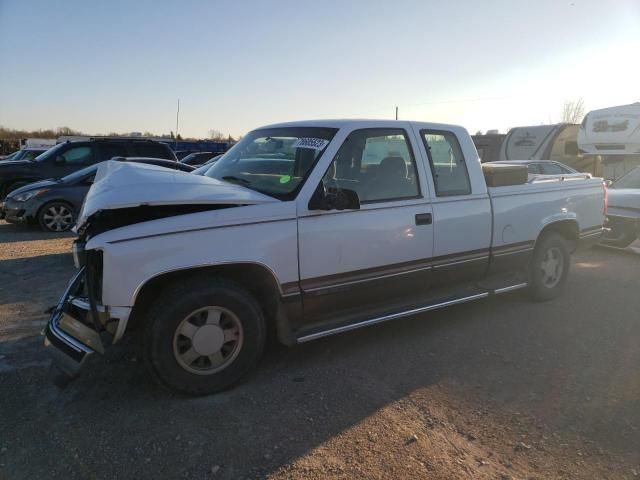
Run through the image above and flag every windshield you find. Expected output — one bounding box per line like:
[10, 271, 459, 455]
[2, 151, 19, 161]
[612, 167, 640, 189]
[205, 127, 337, 200]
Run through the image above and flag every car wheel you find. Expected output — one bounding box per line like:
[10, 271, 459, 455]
[528, 232, 570, 301]
[142, 276, 266, 395]
[601, 218, 637, 248]
[38, 202, 75, 232]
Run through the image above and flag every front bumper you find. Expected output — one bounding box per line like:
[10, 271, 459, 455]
[1, 198, 36, 224]
[44, 268, 96, 375]
[44, 265, 128, 376]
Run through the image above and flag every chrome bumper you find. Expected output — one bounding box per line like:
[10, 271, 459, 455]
[43, 267, 103, 376]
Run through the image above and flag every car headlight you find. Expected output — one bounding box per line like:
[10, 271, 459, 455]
[12, 188, 49, 202]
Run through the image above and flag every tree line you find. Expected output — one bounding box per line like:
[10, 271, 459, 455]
[0, 126, 238, 154]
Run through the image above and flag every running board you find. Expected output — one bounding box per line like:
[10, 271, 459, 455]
[296, 283, 528, 343]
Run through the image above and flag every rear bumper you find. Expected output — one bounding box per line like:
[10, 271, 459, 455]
[578, 226, 606, 249]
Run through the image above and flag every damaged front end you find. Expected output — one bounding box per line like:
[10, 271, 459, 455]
[44, 248, 129, 376]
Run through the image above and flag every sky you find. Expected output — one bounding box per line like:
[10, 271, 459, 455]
[0, 0, 639, 138]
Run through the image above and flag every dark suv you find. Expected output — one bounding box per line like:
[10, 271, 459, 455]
[0, 138, 176, 198]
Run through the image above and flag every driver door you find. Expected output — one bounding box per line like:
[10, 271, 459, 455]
[297, 127, 434, 328]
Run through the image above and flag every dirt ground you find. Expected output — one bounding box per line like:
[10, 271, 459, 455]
[0, 220, 639, 479]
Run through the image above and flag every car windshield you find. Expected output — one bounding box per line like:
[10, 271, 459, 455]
[33, 143, 66, 162]
[612, 167, 640, 189]
[205, 127, 337, 200]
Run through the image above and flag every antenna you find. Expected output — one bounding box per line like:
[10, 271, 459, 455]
[395, 106, 398, 120]
[175, 98, 180, 149]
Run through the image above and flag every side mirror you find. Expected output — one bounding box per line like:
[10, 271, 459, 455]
[605, 179, 613, 187]
[309, 186, 360, 211]
[54, 155, 66, 165]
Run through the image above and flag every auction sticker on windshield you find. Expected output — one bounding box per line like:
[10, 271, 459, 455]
[292, 138, 330, 150]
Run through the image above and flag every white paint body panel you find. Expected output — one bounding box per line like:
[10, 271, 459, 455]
[298, 201, 433, 280]
[87, 201, 298, 307]
[81, 120, 605, 326]
[77, 161, 277, 229]
[489, 178, 605, 246]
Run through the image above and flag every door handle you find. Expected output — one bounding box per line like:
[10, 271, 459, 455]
[415, 213, 432, 225]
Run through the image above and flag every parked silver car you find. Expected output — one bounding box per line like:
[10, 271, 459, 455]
[603, 167, 640, 247]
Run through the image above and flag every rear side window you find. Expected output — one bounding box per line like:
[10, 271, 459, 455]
[527, 163, 541, 174]
[131, 142, 174, 159]
[541, 163, 566, 175]
[60, 145, 94, 165]
[99, 142, 129, 160]
[421, 130, 471, 196]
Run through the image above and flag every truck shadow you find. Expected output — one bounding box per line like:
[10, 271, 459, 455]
[0, 247, 638, 479]
[0, 220, 75, 244]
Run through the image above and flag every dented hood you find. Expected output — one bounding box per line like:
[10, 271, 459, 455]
[76, 160, 278, 229]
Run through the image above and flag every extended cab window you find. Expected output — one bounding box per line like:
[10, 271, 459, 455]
[60, 145, 94, 165]
[322, 128, 420, 203]
[421, 130, 470, 196]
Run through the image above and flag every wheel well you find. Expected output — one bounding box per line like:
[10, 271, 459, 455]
[538, 220, 579, 251]
[129, 264, 285, 342]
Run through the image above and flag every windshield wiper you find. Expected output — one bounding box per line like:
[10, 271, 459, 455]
[221, 175, 252, 187]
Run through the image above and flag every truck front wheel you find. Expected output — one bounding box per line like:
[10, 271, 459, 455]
[142, 277, 266, 395]
[528, 232, 570, 301]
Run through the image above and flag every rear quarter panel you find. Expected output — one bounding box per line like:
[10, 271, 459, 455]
[489, 178, 605, 248]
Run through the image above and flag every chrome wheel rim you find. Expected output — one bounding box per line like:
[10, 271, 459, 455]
[539, 247, 564, 288]
[172, 306, 243, 375]
[43, 205, 73, 231]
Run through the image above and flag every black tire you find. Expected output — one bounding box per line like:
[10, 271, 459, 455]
[142, 276, 266, 395]
[528, 232, 570, 302]
[37, 201, 75, 232]
[602, 218, 637, 248]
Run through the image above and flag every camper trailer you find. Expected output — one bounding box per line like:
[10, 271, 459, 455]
[578, 102, 640, 180]
[499, 123, 600, 175]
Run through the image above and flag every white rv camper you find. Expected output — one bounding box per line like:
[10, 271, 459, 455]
[578, 102, 640, 180]
[19, 138, 56, 149]
[499, 123, 599, 175]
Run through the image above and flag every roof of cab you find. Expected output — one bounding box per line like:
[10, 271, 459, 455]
[259, 119, 465, 131]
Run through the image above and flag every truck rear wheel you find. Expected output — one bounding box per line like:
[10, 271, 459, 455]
[528, 232, 570, 301]
[142, 277, 266, 395]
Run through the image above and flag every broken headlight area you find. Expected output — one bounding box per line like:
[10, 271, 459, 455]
[76, 203, 237, 240]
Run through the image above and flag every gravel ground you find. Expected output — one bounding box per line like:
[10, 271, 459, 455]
[0, 220, 639, 479]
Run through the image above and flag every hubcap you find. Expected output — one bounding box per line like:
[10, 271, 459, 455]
[43, 205, 73, 231]
[173, 306, 243, 375]
[539, 247, 564, 288]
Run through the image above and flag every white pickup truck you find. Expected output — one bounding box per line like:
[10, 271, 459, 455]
[44, 120, 606, 394]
